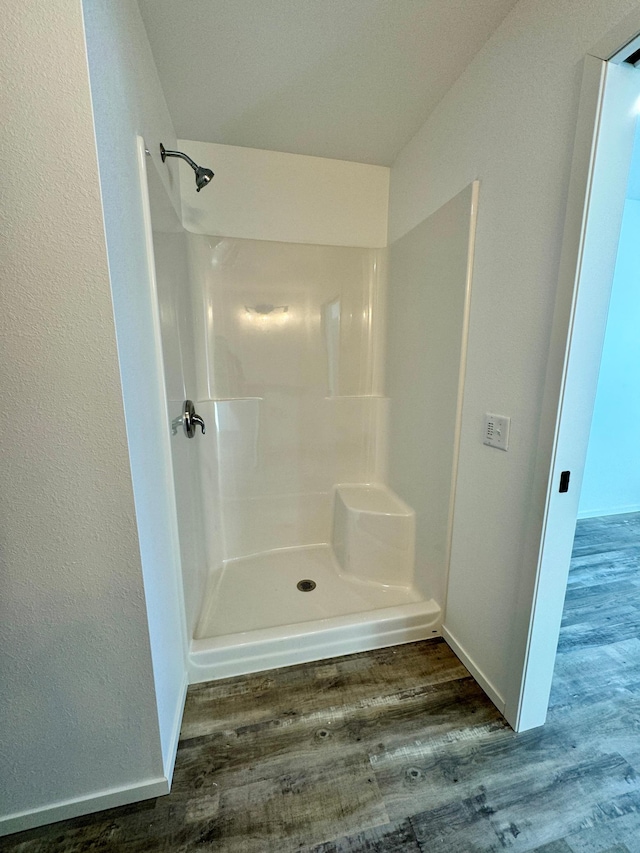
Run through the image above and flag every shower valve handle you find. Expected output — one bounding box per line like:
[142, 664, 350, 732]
[192, 413, 206, 435]
[183, 399, 206, 438]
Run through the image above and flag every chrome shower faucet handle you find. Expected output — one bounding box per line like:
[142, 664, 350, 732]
[183, 399, 206, 437]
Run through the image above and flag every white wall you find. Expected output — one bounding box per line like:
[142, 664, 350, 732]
[177, 140, 389, 247]
[627, 119, 640, 199]
[0, 0, 168, 835]
[82, 0, 189, 778]
[578, 197, 640, 517]
[389, 0, 640, 722]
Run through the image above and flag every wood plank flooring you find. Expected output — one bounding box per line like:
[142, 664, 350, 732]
[3, 512, 640, 852]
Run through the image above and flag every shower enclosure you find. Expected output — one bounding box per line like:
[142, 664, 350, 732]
[147, 146, 477, 684]
[186, 236, 440, 680]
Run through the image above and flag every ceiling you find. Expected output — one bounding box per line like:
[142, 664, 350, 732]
[137, 0, 519, 167]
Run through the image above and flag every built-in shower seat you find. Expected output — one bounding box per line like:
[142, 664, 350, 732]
[332, 484, 415, 587]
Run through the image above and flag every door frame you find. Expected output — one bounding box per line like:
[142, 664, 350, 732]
[508, 39, 640, 730]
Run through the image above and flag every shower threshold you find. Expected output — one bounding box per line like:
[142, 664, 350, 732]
[189, 544, 440, 683]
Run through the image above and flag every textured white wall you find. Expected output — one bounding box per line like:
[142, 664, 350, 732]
[0, 0, 166, 834]
[178, 140, 389, 247]
[389, 0, 640, 721]
[82, 0, 189, 777]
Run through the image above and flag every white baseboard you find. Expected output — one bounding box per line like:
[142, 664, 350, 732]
[0, 776, 169, 838]
[441, 625, 506, 715]
[577, 503, 640, 519]
[164, 674, 188, 782]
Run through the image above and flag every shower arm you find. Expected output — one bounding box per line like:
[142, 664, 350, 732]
[160, 144, 199, 171]
[160, 142, 214, 192]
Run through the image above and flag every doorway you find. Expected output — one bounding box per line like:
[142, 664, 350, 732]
[553, 124, 640, 705]
[515, 48, 640, 731]
[578, 144, 640, 524]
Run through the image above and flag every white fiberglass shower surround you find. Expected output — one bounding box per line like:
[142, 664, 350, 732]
[188, 235, 440, 679]
[147, 140, 478, 685]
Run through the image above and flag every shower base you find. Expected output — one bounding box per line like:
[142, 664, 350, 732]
[189, 544, 440, 683]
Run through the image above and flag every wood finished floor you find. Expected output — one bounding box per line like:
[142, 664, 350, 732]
[4, 512, 640, 852]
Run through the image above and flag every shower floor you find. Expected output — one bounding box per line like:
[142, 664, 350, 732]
[189, 544, 441, 682]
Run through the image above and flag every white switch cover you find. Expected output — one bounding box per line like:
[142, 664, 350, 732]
[484, 413, 510, 450]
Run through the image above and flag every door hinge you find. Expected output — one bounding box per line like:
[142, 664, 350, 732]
[559, 470, 571, 493]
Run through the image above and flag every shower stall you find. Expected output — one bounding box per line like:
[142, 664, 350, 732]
[187, 235, 440, 680]
[147, 143, 477, 684]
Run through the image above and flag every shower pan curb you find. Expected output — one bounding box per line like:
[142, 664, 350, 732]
[188, 599, 441, 683]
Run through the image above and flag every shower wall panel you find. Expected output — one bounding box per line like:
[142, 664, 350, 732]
[177, 139, 389, 248]
[149, 165, 209, 638]
[187, 235, 387, 561]
[386, 183, 476, 604]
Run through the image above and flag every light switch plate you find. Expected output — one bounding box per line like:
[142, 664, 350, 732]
[484, 413, 510, 450]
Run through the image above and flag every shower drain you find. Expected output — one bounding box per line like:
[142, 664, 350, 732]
[297, 579, 316, 592]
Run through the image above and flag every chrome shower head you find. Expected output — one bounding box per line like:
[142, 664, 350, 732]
[160, 143, 214, 192]
[194, 165, 214, 192]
